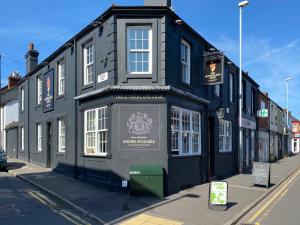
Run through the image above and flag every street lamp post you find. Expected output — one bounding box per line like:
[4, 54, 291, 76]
[286, 77, 293, 154]
[238, 1, 249, 173]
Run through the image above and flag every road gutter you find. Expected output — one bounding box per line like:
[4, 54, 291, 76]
[224, 166, 300, 225]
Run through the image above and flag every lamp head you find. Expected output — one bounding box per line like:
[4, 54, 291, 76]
[286, 77, 293, 82]
[238, 1, 249, 7]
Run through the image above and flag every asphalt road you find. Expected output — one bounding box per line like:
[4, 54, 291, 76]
[0, 169, 99, 225]
[240, 168, 300, 225]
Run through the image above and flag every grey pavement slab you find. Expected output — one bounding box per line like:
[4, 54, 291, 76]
[7, 154, 300, 225]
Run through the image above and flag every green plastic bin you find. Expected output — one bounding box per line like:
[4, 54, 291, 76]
[129, 165, 164, 198]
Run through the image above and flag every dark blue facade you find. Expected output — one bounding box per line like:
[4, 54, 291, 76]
[11, 5, 258, 195]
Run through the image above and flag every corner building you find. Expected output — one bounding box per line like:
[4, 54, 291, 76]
[16, 2, 245, 195]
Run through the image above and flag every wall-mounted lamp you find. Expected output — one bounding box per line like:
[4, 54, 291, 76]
[175, 19, 183, 25]
[92, 21, 102, 27]
[216, 108, 225, 119]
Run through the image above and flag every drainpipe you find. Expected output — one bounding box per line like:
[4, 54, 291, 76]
[74, 37, 78, 179]
[27, 79, 30, 163]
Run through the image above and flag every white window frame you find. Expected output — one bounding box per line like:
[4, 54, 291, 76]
[171, 106, 201, 156]
[37, 123, 42, 152]
[21, 88, 24, 111]
[181, 39, 191, 84]
[83, 43, 94, 85]
[37, 76, 42, 105]
[229, 73, 234, 102]
[84, 106, 108, 156]
[219, 119, 232, 152]
[58, 118, 66, 153]
[57, 60, 65, 96]
[261, 100, 266, 110]
[21, 127, 24, 151]
[127, 26, 152, 74]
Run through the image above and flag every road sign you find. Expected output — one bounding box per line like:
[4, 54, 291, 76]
[257, 109, 268, 118]
[209, 181, 228, 211]
[261, 109, 268, 117]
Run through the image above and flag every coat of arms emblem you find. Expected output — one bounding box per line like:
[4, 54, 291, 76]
[127, 112, 153, 135]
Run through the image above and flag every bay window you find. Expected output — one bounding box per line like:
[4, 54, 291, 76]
[127, 26, 152, 74]
[171, 106, 201, 155]
[219, 119, 232, 152]
[84, 106, 108, 156]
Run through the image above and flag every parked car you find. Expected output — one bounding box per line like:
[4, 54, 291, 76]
[0, 148, 7, 170]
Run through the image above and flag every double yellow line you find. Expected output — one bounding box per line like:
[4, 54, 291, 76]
[248, 168, 300, 223]
[28, 191, 91, 225]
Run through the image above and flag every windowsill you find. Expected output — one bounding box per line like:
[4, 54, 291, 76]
[55, 94, 65, 101]
[125, 73, 153, 79]
[81, 83, 94, 90]
[35, 104, 41, 109]
[81, 153, 111, 159]
[56, 152, 66, 156]
[171, 153, 202, 158]
[35, 151, 42, 154]
[181, 81, 193, 89]
[219, 151, 232, 154]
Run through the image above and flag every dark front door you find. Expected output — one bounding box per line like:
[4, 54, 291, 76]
[46, 122, 52, 168]
[208, 116, 215, 180]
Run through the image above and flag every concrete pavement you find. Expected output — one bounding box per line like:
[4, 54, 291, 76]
[0, 170, 97, 225]
[7, 154, 300, 225]
[239, 166, 300, 225]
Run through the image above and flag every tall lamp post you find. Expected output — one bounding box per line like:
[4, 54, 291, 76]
[286, 77, 293, 154]
[238, 1, 249, 173]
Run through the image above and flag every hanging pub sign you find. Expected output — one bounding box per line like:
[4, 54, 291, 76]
[43, 69, 54, 112]
[203, 52, 224, 85]
[208, 181, 228, 211]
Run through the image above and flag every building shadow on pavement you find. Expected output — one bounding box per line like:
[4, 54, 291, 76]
[7, 162, 26, 170]
[13, 163, 184, 224]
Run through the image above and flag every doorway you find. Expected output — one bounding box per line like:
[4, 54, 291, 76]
[208, 116, 215, 180]
[46, 122, 52, 168]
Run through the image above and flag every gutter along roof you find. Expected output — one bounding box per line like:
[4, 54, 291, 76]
[74, 85, 210, 104]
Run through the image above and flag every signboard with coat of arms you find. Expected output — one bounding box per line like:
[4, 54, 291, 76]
[43, 69, 54, 112]
[119, 105, 160, 151]
[203, 51, 224, 85]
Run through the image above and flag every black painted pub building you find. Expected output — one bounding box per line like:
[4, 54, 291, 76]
[8, 1, 258, 195]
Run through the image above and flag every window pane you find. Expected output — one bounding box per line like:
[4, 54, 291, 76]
[136, 62, 143, 72]
[143, 62, 149, 72]
[136, 29, 143, 39]
[136, 40, 143, 49]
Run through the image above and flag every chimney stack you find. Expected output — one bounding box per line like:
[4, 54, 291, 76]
[263, 92, 269, 97]
[8, 71, 21, 89]
[25, 43, 39, 74]
[144, 0, 172, 7]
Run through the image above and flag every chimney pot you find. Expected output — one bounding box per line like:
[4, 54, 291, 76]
[8, 71, 21, 89]
[29, 43, 34, 51]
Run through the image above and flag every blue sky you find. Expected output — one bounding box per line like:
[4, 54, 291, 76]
[0, 0, 299, 118]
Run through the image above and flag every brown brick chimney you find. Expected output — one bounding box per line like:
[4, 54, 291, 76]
[8, 72, 21, 89]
